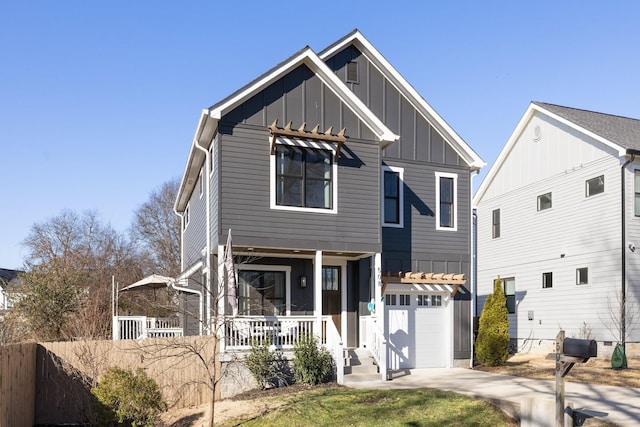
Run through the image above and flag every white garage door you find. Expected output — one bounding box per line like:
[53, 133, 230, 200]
[385, 293, 446, 369]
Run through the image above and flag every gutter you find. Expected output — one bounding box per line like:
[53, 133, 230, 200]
[194, 138, 212, 335]
[621, 148, 640, 352]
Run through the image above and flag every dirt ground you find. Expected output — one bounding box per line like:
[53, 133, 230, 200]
[157, 355, 640, 426]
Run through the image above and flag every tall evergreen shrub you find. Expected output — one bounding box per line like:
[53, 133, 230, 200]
[476, 277, 510, 366]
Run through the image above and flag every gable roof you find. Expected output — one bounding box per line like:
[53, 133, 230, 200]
[319, 29, 485, 170]
[0, 268, 21, 288]
[532, 102, 640, 151]
[175, 42, 399, 212]
[474, 101, 640, 205]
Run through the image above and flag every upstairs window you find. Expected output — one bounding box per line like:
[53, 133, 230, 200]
[542, 272, 553, 289]
[492, 209, 500, 239]
[436, 172, 457, 231]
[576, 267, 589, 285]
[275, 145, 333, 210]
[382, 166, 404, 227]
[183, 204, 190, 230]
[199, 168, 204, 197]
[537, 192, 552, 211]
[586, 175, 604, 197]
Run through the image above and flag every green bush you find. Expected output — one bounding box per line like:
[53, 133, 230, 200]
[91, 366, 166, 427]
[245, 343, 276, 389]
[292, 334, 333, 385]
[475, 277, 510, 366]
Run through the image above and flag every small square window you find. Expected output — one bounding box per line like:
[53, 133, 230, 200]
[586, 175, 604, 197]
[399, 294, 411, 306]
[417, 295, 426, 306]
[385, 294, 397, 306]
[542, 272, 553, 289]
[431, 295, 442, 307]
[537, 193, 552, 211]
[576, 267, 588, 285]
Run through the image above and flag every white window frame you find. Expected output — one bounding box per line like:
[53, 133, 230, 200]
[199, 168, 204, 197]
[382, 165, 404, 228]
[236, 264, 292, 316]
[435, 171, 458, 231]
[576, 267, 589, 285]
[270, 138, 338, 214]
[537, 192, 552, 211]
[183, 204, 190, 230]
[586, 175, 605, 197]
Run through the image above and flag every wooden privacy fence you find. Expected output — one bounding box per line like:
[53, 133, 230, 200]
[0, 343, 37, 427]
[2, 336, 219, 426]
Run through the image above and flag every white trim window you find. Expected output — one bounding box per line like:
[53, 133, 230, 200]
[199, 168, 204, 197]
[270, 138, 338, 214]
[576, 267, 588, 285]
[537, 192, 552, 211]
[183, 204, 190, 230]
[586, 175, 604, 197]
[236, 264, 291, 316]
[435, 172, 458, 231]
[382, 165, 404, 227]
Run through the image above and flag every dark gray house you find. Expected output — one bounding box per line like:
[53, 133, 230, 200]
[173, 30, 484, 382]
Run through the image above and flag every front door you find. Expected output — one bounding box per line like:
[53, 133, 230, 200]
[322, 266, 341, 335]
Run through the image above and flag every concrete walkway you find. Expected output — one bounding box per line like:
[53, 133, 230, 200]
[347, 368, 640, 426]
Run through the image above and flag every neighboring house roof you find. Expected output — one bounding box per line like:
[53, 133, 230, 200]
[319, 30, 485, 171]
[474, 101, 640, 205]
[0, 268, 20, 287]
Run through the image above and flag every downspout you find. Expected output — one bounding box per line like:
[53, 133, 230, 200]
[621, 149, 640, 352]
[470, 169, 480, 368]
[195, 139, 212, 334]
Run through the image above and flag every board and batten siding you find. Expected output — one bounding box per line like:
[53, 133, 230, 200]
[216, 123, 381, 251]
[476, 112, 626, 346]
[324, 44, 464, 166]
[381, 159, 471, 275]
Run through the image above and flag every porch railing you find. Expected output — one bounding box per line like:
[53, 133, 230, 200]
[364, 315, 387, 381]
[223, 316, 344, 384]
[113, 316, 183, 340]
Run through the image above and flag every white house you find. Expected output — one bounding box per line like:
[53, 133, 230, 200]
[474, 101, 640, 357]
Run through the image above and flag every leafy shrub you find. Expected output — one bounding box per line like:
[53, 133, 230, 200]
[91, 366, 165, 427]
[245, 343, 276, 389]
[475, 277, 510, 366]
[292, 334, 333, 385]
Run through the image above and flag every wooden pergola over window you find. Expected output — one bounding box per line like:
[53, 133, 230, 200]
[268, 119, 347, 161]
[381, 272, 467, 297]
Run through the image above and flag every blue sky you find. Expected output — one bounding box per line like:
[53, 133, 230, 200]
[2, 1, 640, 269]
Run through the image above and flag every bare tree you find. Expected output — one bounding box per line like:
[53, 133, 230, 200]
[17, 210, 147, 341]
[130, 179, 181, 278]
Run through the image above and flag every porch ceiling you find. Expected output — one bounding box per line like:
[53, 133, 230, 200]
[233, 246, 369, 259]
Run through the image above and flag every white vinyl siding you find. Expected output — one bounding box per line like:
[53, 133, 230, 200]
[476, 111, 625, 345]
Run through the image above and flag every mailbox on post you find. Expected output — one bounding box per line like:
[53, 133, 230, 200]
[562, 338, 597, 360]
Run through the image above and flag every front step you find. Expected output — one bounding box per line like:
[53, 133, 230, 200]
[343, 347, 380, 383]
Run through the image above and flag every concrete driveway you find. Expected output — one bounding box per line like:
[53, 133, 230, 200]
[347, 368, 640, 426]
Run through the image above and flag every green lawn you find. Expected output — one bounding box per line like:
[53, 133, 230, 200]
[220, 387, 516, 426]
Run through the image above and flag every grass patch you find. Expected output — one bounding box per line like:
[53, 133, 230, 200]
[220, 387, 516, 426]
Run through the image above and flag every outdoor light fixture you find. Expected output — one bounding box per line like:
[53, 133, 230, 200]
[300, 276, 307, 288]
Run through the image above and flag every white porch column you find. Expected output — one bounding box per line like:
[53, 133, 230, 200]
[314, 250, 323, 339]
[373, 252, 387, 381]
